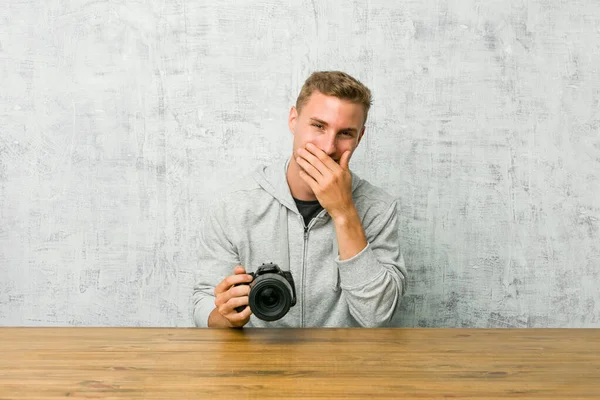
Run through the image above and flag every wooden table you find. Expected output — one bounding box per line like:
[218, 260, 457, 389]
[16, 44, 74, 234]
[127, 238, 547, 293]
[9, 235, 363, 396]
[0, 328, 599, 399]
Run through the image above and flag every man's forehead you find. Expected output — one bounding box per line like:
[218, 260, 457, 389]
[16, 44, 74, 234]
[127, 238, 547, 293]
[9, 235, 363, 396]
[301, 96, 364, 125]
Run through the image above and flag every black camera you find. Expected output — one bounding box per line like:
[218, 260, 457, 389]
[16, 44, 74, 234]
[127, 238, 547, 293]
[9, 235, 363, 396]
[235, 263, 297, 321]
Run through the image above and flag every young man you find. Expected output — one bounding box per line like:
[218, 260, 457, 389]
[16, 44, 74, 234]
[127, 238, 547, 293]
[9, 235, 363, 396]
[193, 71, 407, 328]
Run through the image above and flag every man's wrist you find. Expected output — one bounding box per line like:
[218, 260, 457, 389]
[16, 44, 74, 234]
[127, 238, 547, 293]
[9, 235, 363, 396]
[208, 307, 233, 328]
[330, 204, 360, 225]
[330, 204, 368, 260]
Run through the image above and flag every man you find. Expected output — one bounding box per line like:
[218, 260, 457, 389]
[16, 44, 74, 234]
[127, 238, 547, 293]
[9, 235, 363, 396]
[193, 71, 407, 328]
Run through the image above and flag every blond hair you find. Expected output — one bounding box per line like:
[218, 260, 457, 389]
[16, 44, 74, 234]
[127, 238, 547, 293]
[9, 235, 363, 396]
[295, 71, 372, 125]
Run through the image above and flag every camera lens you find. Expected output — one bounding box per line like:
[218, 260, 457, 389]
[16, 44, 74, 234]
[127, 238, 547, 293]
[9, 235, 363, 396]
[249, 274, 293, 321]
[259, 288, 279, 308]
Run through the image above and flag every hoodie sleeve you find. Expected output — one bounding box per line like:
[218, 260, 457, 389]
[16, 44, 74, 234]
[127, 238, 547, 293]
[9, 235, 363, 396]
[192, 201, 240, 327]
[335, 199, 407, 327]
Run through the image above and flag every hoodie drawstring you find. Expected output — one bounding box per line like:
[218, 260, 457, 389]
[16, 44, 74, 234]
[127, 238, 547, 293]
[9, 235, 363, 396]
[279, 204, 290, 272]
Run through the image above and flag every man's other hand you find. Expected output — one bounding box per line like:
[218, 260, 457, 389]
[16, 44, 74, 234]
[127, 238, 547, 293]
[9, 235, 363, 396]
[208, 265, 253, 328]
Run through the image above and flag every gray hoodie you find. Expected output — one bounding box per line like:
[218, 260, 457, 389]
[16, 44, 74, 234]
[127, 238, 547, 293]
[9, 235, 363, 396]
[192, 158, 407, 327]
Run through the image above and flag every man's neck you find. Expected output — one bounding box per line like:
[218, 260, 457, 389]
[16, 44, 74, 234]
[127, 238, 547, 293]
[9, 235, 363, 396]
[286, 157, 318, 201]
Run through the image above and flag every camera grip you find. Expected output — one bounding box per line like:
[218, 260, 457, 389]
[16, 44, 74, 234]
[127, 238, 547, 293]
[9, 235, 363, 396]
[234, 305, 247, 313]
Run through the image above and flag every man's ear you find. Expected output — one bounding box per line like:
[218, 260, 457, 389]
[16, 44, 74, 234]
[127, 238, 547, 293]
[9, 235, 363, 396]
[288, 106, 298, 134]
[357, 126, 366, 145]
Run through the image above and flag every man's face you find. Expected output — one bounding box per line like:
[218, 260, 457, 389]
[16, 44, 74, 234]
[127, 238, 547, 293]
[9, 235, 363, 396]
[288, 91, 365, 165]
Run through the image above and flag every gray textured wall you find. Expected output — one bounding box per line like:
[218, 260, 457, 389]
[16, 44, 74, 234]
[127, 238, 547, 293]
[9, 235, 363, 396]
[1, 0, 599, 327]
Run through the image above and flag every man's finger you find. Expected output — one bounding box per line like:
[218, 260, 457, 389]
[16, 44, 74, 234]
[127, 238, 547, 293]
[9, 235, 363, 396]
[298, 169, 320, 194]
[215, 289, 233, 308]
[228, 284, 251, 299]
[215, 284, 250, 307]
[340, 150, 351, 170]
[228, 302, 253, 323]
[296, 156, 322, 181]
[214, 273, 252, 295]
[227, 295, 249, 311]
[297, 146, 330, 177]
[305, 143, 339, 171]
[233, 265, 246, 274]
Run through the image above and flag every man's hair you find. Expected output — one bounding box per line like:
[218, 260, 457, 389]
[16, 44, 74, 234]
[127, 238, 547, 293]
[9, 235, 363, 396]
[295, 71, 373, 125]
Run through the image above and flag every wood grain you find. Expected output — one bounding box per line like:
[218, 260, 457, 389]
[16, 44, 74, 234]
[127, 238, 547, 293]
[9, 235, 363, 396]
[0, 328, 599, 399]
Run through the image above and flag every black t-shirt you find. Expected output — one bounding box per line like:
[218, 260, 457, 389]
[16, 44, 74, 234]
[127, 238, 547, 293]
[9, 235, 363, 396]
[293, 197, 324, 228]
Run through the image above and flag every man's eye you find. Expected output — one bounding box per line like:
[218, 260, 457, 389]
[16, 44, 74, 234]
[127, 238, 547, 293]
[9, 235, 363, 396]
[312, 124, 323, 129]
[341, 131, 353, 137]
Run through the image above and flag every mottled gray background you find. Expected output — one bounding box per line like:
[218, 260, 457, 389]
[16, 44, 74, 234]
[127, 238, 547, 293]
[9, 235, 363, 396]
[1, 0, 599, 327]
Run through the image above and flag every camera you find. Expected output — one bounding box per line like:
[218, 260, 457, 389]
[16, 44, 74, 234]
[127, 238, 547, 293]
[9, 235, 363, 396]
[235, 263, 297, 321]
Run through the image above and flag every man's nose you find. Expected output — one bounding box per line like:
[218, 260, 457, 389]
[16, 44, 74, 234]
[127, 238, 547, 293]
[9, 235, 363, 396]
[322, 134, 336, 156]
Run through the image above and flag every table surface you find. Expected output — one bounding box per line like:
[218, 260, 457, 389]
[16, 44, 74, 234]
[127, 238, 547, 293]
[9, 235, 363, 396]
[1, 328, 599, 399]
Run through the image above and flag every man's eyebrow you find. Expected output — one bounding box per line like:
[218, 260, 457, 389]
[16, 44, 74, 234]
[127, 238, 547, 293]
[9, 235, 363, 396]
[309, 118, 358, 133]
[309, 117, 328, 126]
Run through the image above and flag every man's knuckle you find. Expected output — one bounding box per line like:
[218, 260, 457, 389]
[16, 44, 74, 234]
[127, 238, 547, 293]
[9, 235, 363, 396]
[215, 295, 225, 307]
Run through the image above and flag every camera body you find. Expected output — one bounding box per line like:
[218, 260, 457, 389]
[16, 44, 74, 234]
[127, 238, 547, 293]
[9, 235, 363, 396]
[235, 263, 297, 321]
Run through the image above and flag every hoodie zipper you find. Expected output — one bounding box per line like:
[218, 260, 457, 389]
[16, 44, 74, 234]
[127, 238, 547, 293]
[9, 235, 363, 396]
[302, 224, 308, 327]
[300, 211, 326, 327]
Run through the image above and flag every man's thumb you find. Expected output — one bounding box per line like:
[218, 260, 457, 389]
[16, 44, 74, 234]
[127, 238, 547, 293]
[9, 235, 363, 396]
[234, 265, 246, 274]
[340, 150, 351, 169]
